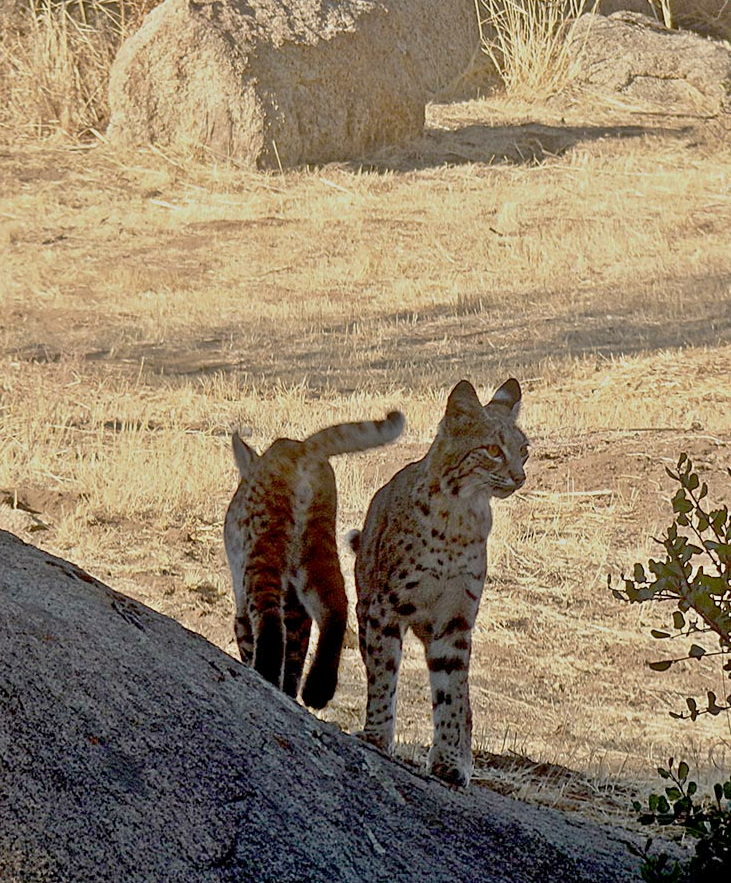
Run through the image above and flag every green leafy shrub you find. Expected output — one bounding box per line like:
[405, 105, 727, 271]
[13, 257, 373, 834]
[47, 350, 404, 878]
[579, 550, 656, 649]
[610, 453, 731, 721]
[630, 759, 731, 882]
[610, 454, 731, 880]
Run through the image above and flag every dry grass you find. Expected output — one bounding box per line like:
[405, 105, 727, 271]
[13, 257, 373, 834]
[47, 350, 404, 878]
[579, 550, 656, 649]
[0, 0, 156, 139]
[476, 0, 599, 99]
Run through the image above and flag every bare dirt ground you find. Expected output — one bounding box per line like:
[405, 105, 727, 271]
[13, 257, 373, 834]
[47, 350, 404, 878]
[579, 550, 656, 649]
[2, 95, 731, 826]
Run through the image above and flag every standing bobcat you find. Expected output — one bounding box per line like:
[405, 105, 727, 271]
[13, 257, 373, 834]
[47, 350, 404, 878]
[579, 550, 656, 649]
[352, 379, 528, 786]
[224, 410, 404, 710]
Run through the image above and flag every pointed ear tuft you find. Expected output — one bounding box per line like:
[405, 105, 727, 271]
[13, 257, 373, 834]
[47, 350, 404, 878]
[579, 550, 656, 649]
[487, 378, 522, 417]
[231, 431, 257, 477]
[444, 380, 483, 432]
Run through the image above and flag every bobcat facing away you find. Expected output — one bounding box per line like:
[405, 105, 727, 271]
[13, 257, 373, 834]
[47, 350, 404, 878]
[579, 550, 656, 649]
[351, 379, 528, 786]
[224, 410, 404, 710]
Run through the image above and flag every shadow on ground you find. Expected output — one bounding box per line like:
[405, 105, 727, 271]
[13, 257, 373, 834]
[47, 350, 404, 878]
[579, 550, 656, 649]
[10, 271, 726, 392]
[346, 120, 693, 171]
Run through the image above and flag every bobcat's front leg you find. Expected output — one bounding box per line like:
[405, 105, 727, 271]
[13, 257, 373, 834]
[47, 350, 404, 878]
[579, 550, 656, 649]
[357, 604, 404, 753]
[423, 616, 474, 787]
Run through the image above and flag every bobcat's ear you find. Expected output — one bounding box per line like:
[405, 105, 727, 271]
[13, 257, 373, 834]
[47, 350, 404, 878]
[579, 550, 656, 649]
[444, 380, 483, 433]
[486, 378, 521, 418]
[231, 431, 257, 477]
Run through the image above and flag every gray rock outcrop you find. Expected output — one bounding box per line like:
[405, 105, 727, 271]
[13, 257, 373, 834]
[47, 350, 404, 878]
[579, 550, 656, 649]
[0, 528, 645, 882]
[107, 0, 479, 168]
[568, 12, 731, 115]
[596, 1, 731, 41]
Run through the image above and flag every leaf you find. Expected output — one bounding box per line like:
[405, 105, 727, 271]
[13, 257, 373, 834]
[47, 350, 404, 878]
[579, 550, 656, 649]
[713, 542, 731, 563]
[649, 659, 673, 671]
[697, 572, 727, 595]
[665, 787, 681, 801]
[672, 489, 693, 514]
[651, 629, 670, 640]
[677, 761, 689, 782]
[633, 562, 646, 583]
[673, 611, 685, 630]
[706, 691, 724, 715]
[711, 506, 729, 531]
[688, 644, 706, 659]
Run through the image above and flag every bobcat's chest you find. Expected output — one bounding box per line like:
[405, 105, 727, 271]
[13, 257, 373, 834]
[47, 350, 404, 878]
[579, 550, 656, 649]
[384, 494, 490, 620]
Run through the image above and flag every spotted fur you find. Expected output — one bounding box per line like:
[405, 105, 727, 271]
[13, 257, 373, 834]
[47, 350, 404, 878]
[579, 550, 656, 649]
[352, 379, 528, 785]
[224, 410, 404, 709]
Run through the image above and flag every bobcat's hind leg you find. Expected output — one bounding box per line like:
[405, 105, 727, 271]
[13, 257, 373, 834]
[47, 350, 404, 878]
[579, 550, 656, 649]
[234, 610, 254, 666]
[299, 537, 348, 710]
[282, 581, 312, 699]
[246, 540, 287, 690]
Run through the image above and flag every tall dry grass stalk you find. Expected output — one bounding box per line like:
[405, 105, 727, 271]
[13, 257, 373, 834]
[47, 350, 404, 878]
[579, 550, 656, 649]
[654, 0, 674, 28]
[0, 0, 156, 139]
[475, 0, 598, 99]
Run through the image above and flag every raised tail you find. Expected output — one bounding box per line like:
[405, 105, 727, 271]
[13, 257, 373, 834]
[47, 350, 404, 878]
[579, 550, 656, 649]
[304, 410, 405, 459]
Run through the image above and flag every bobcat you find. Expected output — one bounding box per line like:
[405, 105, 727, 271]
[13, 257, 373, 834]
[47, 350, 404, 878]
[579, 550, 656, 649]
[351, 379, 528, 786]
[224, 410, 404, 710]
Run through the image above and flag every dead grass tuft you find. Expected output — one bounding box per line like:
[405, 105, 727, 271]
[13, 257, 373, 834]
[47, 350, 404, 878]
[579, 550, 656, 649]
[475, 0, 599, 99]
[0, 0, 157, 140]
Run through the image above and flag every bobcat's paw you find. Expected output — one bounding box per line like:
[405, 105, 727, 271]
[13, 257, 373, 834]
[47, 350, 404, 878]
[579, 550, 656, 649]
[428, 760, 470, 788]
[353, 730, 393, 754]
[427, 746, 472, 788]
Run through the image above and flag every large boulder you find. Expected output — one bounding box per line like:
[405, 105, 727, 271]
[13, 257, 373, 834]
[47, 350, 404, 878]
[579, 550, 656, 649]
[107, 0, 479, 168]
[0, 528, 646, 882]
[595, 1, 731, 41]
[568, 12, 731, 115]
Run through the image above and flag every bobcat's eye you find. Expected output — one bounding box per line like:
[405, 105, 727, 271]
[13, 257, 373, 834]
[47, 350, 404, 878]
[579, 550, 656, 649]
[485, 444, 502, 459]
[520, 444, 530, 460]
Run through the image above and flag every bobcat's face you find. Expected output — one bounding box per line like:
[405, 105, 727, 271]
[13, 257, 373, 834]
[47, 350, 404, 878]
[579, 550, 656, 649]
[443, 433, 529, 499]
[435, 379, 529, 500]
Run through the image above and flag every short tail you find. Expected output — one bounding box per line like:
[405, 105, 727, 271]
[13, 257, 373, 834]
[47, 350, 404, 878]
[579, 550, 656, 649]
[304, 410, 405, 459]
